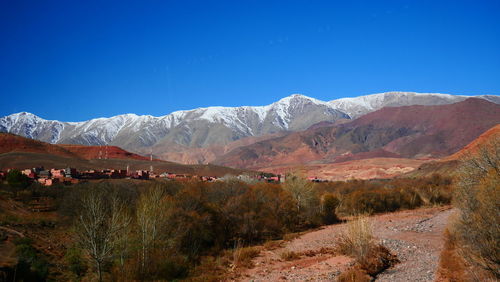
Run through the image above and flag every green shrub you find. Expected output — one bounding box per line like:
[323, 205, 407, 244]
[14, 237, 49, 280]
[157, 256, 189, 280]
[65, 247, 87, 278]
[6, 169, 30, 191]
[321, 193, 340, 224]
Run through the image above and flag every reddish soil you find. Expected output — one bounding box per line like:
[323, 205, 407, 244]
[260, 157, 429, 180]
[230, 206, 453, 282]
[58, 144, 150, 160]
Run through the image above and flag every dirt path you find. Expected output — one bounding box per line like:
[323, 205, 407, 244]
[231, 206, 453, 281]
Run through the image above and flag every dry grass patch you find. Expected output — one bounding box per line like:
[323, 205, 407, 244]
[263, 240, 282, 250]
[336, 216, 374, 261]
[301, 247, 336, 257]
[231, 246, 261, 269]
[283, 232, 301, 241]
[280, 250, 301, 261]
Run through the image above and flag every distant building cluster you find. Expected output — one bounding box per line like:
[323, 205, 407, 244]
[0, 166, 327, 186]
[0, 167, 219, 186]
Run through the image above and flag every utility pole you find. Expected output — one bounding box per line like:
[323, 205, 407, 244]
[150, 148, 153, 173]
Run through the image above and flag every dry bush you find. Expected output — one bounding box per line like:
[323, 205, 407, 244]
[453, 138, 500, 279]
[232, 244, 261, 269]
[358, 244, 398, 277]
[336, 216, 374, 261]
[337, 267, 371, 282]
[337, 216, 398, 278]
[280, 250, 301, 261]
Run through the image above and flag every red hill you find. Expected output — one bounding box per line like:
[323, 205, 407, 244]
[0, 133, 149, 161]
[0, 133, 78, 158]
[58, 144, 150, 161]
[444, 124, 500, 161]
[0, 133, 251, 176]
[215, 98, 500, 170]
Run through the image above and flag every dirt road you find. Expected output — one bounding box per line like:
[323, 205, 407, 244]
[232, 206, 453, 281]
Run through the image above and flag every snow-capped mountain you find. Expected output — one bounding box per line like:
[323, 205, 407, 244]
[328, 91, 498, 118]
[0, 94, 348, 152]
[1, 92, 498, 157]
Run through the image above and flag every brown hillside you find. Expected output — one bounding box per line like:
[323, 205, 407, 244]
[215, 98, 500, 170]
[0, 133, 150, 161]
[0, 133, 78, 158]
[406, 124, 500, 178]
[347, 98, 500, 158]
[58, 144, 150, 161]
[0, 133, 252, 176]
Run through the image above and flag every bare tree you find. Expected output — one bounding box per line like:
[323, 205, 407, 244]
[76, 188, 131, 282]
[136, 184, 170, 277]
[283, 173, 316, 213]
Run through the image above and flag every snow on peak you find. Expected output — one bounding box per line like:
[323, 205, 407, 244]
[275, 93, 327, 106]
[328, 91, 471, 118]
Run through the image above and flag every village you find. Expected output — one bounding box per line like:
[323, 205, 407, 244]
[0, 166, 331, 186]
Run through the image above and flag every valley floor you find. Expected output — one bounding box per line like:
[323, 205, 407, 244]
[229, 206, 453, 281]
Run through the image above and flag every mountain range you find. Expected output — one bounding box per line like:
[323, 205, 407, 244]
[1, 92, 499, 168]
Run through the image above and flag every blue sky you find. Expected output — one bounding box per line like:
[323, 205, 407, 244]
[1, 0, 499, 121]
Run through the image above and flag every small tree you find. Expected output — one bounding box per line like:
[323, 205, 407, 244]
[321, 193, 340, 224]
[283, 173, 316, 213]
[136, 184, 170, 277]
[6, 169, 30, 194]
[283, 173, 321, 226]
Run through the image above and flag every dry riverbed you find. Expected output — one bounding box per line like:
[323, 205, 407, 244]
[228, 206, 453, 281]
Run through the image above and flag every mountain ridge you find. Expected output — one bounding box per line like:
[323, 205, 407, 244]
[1, 92, 498, 163]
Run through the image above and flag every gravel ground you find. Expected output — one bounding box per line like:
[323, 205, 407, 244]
[375, 207, 454, 282]
[231, 206, 453, 282]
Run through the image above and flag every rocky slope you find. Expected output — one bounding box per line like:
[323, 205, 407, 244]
[214, 98, 500, 170]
